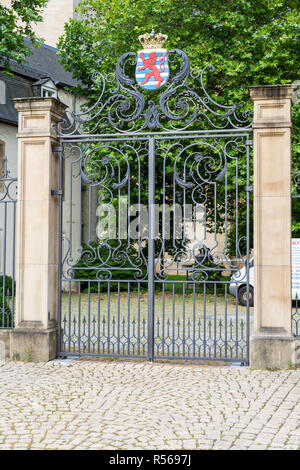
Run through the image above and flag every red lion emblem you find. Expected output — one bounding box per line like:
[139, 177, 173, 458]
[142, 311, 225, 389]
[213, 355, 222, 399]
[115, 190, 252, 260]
[137, 52, 165, 87]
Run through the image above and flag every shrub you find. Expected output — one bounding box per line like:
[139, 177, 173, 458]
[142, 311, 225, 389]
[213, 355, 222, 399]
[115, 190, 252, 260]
[72, 241, 147, 292]
[0, 275, 15, 295]
[0, 275, 15, 328]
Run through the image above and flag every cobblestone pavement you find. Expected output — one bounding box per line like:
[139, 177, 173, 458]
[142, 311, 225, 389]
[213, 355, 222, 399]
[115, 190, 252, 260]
[0, 359, 299, 450]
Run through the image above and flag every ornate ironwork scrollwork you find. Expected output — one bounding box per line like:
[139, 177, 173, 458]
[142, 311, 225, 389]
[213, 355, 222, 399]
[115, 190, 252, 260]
[58, 48, 253, 136]
[61, 140, 149, 282]
[153, 135, 251, 281]
[0, 158, 17, 202]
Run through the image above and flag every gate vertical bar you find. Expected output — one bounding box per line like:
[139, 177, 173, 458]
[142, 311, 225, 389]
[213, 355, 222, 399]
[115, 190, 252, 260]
[148, 137, 155, 361]
[57, 144, 63, 355]
[246, 138, 251, 364]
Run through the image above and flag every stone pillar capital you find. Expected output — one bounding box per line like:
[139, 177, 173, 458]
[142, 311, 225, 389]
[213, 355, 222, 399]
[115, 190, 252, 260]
[249, 84, 297, 129]
[249, 84, 297, 101]
[13, 96, 67, 113]
[13, 97, 67, 139]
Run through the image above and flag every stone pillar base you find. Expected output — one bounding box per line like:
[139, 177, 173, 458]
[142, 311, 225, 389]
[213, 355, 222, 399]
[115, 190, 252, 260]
[250, 335, 296, 369]
[0, 330, 12, 361]
[10, 327, 58, 362]
[292, 338, 300, 366]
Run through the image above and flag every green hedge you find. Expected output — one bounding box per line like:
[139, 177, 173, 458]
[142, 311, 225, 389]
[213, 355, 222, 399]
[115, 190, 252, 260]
[0, 275, 15, 328]
[72, 241, 147, 292]
[72, 242, 225, 293]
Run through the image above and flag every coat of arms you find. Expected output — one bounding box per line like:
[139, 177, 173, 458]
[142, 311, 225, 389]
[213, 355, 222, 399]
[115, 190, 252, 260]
[135, 31, 169, 90]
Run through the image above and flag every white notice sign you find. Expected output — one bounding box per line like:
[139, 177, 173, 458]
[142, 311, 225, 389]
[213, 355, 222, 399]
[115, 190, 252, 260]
[292, 238, 300, 300]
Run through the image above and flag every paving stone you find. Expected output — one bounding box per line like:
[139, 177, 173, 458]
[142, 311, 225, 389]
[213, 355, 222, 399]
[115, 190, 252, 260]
[0, 361, 298, 450]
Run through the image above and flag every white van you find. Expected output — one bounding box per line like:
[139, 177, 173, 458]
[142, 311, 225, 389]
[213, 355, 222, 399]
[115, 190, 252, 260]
[229, 258, 254, 306]
[229, 239, 300, 306]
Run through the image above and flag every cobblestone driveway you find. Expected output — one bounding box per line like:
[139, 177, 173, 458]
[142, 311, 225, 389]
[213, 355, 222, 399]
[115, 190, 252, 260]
[0, 360, 299, 450]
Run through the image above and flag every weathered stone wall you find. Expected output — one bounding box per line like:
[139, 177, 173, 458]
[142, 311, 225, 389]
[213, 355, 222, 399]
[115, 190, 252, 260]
[2, 0, 77, 47]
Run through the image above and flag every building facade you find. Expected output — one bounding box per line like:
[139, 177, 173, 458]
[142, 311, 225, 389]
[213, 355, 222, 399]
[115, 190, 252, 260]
[2, 0, 79, 47]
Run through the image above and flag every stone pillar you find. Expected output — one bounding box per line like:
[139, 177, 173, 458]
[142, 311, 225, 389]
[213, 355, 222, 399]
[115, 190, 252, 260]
[11, 98, 66, 361]
[249, 84, 297, 369]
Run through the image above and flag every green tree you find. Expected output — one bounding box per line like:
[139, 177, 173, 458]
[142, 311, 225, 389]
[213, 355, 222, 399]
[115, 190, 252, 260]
[58, 0, 300, 257]
[0, 0, 49, 74]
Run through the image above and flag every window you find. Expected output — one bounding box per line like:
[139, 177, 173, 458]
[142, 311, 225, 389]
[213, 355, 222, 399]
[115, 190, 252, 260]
[41, 85, 57, 99]
[32, 78, 58, 99]
[0, 81, 5, 105]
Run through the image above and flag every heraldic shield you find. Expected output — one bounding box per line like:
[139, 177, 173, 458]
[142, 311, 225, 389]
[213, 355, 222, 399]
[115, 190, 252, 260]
[135, 31, 169, 90]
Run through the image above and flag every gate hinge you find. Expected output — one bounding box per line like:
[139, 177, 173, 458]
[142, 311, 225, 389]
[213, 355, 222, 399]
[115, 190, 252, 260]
[246, 140, 253, 146]
[51, 189, 63, 196]
[52, 145, 62, 153]
[245, 185, 253, 192]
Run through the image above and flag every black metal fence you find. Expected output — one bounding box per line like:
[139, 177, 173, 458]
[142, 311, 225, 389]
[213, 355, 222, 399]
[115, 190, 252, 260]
[60, 279, 249, 362]
[292, 156, 300, 336]
[0, 158, 17, 329]
[293, 295, 299, 336]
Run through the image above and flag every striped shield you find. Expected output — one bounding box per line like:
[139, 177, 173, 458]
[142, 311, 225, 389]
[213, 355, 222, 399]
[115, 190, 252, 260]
[135, 48, 169, 90]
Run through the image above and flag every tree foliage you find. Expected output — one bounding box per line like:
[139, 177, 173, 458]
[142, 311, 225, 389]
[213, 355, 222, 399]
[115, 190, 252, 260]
[0, 0, 49, 73]
[59, 0, 300, 92]
[58, 0, 300, 253]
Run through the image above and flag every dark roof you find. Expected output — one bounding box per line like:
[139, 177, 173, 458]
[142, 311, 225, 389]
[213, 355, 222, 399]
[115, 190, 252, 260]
[0, 74, 33, 125]
[7, 38, 78, 88]
[0, 38, 78, 126]
[32, 78, 55, 86]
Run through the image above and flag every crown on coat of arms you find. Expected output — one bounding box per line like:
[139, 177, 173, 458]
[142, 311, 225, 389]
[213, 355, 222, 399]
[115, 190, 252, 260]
[138, 30, 168, 49]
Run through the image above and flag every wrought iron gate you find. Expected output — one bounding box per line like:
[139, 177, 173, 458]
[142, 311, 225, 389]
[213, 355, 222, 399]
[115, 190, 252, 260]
[57, 46, 253, 363]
